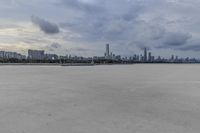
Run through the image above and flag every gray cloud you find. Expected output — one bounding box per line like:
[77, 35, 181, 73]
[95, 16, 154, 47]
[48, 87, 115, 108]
[31, 16, 60, 34]
[61, 0, 104, 13]
[137, 43, 151, 51]
[45, 42, 62, 52]
[1, 0, 200, 57]
[154, 32, 192, 50]
[163, 32, 192, 46]
[70, 47, 90, 52]
[178, 45, 200, 51]
[51, 42, 62, 49]
[60, 0, 144, 45]
[60, 0, 193, 52]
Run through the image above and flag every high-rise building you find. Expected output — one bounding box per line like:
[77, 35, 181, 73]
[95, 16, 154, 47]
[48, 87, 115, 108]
[0, 51, 26, 60]
[148, 52, 152, 62]
[151, 56, 155, 61]
[157, 56, 161, 61]
[136, 55, 140, 61]
[144, 48, 147, 62]
[105, 44, 110, 58]
[175, 56, 178, 61]
[171, 55, 174, 61]
[28, 49, 45, 60]
[140, 54, 144, 61]
[110, 52, 113, 59]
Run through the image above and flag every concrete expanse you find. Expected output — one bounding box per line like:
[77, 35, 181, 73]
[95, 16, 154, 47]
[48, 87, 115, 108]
[0, 64, 200, 133]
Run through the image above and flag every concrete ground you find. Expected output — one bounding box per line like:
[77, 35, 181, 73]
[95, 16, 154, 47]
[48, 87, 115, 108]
[0, 64, 200, 133]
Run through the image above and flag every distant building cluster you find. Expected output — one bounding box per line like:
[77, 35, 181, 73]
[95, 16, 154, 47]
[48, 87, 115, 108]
[102, 44, 200, 63]
[0, 51, 26, 60]
[28, 50, 58, 60]
[127, 47, 200, 63]
[0, 49, 59, 62]
[103, 44, 121, 60]
[0, 44, 200, 64]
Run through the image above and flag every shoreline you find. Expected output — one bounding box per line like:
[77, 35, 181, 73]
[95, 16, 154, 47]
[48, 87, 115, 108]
[0, 63, 200, 66]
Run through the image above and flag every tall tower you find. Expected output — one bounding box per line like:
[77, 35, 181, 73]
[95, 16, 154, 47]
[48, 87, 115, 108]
[144, 48, 147, 62]
[148, 52, 152, 62]
[171, 55, 174, 61]
[105, 44, 110, 58]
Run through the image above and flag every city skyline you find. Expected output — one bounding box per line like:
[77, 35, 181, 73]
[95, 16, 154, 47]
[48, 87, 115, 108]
[1, 0, 200, 58]
[0, 43, 200, 64]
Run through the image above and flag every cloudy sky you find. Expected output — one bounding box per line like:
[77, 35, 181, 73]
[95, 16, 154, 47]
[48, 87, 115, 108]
[1, 0, 200, 57]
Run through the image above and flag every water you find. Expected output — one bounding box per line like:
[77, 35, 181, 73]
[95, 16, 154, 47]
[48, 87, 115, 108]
[0, 64, 200, 133]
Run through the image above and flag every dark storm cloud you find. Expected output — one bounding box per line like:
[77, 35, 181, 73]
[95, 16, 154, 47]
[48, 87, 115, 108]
[153, 32, 192, 50]
[31, 16, 60, 34]
[163, 32, 192, 46]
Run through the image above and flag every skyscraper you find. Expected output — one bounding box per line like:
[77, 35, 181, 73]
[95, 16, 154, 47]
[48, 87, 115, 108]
[148, 52, 152, 62]
[171, 55, 174, 61]
[28, 49, 45, 60]
[144, 48, 147, 62]
[175, 56, 178, 61]
[105, 44, 110, 58]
